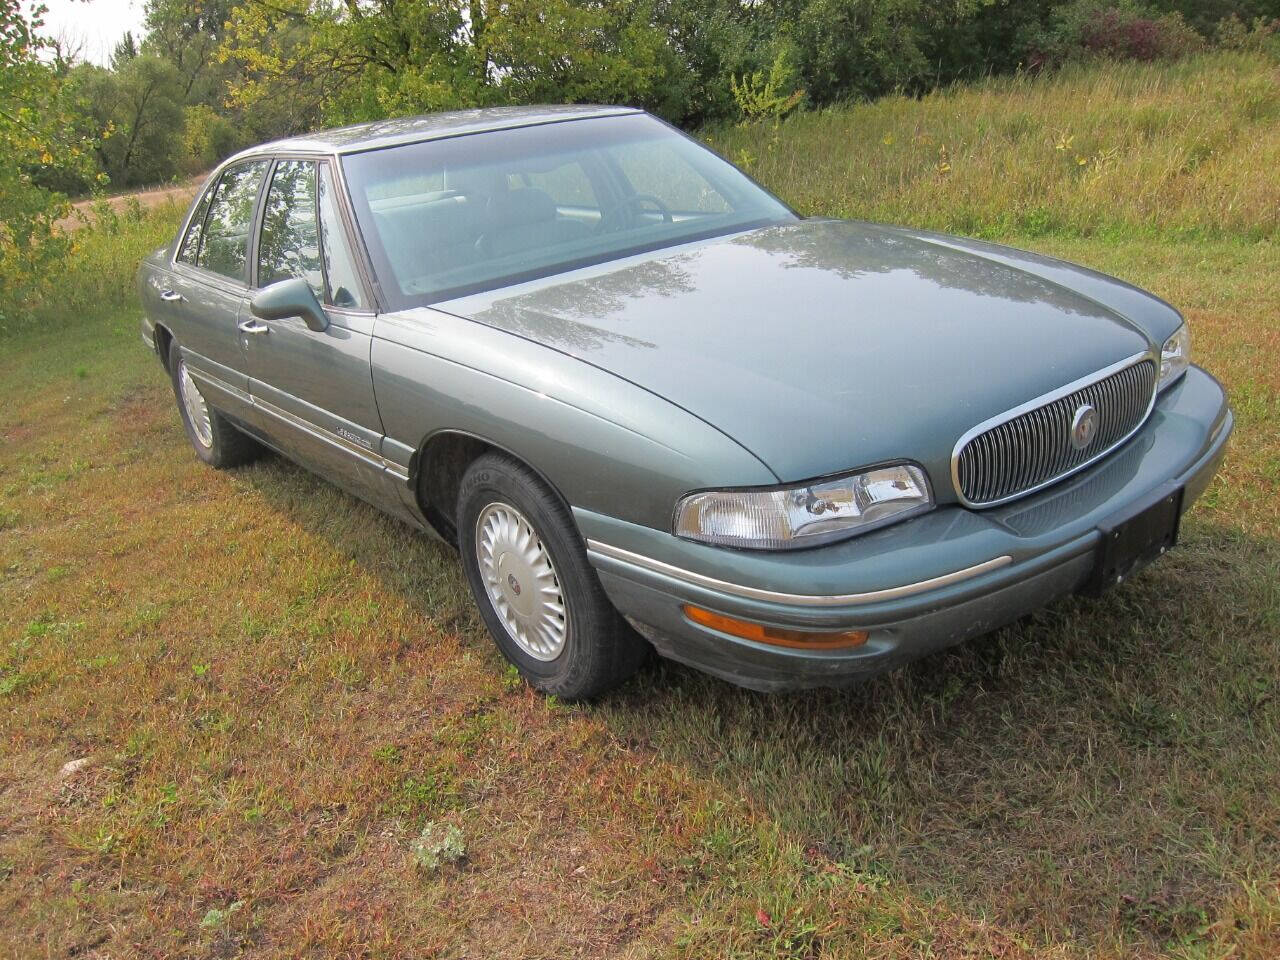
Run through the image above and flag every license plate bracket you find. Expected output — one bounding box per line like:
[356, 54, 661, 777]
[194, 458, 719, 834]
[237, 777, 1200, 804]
[1083, 483, 1183, 596]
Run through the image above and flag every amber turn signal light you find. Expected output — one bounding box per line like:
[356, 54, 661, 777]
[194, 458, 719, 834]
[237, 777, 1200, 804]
[683, 605, 869, 650]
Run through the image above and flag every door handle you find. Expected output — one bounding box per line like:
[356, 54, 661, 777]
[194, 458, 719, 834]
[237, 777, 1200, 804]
[160, 289, 185, 302]
[237, 319, 270, 336]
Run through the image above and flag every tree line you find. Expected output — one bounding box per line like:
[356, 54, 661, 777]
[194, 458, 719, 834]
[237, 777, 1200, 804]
[28, 0, 1280, 193]
[1, 0, 1277, 316]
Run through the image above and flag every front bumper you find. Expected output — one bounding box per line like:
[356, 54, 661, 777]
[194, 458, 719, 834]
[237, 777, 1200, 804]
[578, 366, 1232, 691]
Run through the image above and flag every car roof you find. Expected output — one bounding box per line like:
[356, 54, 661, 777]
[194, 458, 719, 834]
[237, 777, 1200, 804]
[227, 105, 644, 161]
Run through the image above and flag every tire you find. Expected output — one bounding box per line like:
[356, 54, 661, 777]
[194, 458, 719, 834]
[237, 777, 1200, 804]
[167, 339, 262, 468]
[457, 453, 649, 699]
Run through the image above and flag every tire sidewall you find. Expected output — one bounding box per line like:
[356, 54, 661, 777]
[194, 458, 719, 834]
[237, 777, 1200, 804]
[458, 461, 590, 686]
[168, 341, 219, 465]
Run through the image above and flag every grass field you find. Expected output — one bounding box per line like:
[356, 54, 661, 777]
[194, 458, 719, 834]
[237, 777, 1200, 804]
[2, 52, 1278, 959]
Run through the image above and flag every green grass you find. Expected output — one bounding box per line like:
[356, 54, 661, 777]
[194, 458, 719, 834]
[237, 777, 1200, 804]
[706, 51, 1280, 241]
[2, 52, 1279, 958]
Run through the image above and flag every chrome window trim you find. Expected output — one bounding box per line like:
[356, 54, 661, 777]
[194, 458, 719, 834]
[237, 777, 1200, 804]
[585, 539, 1012, 607]
[950, 350, 1158, 509]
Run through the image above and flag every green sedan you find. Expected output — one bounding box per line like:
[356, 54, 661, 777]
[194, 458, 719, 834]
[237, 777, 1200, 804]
[136, 105, 1232, 698]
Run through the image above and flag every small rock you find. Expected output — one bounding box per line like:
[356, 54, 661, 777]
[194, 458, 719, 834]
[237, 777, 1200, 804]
[59, 757, 92, 778]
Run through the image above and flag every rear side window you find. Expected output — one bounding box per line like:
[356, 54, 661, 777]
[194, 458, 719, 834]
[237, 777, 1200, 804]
[197, 161, 269, 281]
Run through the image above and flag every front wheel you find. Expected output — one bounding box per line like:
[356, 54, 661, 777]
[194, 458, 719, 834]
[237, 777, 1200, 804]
[457, 454, 648, 699]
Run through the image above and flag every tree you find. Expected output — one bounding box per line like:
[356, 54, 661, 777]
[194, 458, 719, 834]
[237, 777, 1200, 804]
[144, 0, 238, 104]
[0, 0, 99, 324]
[68, 55, 186, 187]
[111, 29, 139, 68]
[218, 0, 695, 130]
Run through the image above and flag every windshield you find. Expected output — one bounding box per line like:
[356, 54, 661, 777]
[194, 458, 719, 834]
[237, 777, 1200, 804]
[340, 113, 795, 307]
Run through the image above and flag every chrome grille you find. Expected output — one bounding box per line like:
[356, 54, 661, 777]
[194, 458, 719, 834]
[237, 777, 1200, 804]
[954, 358, 1157, 507]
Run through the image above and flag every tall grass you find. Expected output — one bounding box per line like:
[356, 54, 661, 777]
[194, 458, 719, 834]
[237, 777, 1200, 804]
[0, 200, 183, 338]
[706, 51, 1280, 240]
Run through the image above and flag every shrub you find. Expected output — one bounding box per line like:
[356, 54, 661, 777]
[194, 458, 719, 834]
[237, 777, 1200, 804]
[1081, 8, 1205, 60]
[730, 49, 806, 123]
[0, 202, 182, 337]
[1215, 13, 1280, 51]
[180, 105, 238, 178]
[1023, 1, 1206, 68]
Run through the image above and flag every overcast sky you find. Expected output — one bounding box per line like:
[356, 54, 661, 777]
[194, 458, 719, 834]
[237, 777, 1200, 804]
[32, 0, 149, 65]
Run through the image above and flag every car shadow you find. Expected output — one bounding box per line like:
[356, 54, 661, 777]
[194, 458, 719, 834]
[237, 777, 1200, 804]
[236, 455, 1277, 950]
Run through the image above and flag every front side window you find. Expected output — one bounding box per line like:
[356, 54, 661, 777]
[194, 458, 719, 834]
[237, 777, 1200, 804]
[257, 160, 367, 309]
[258, 160, 323, 297]
[198, 160, 269, 281]
[341, 113, 794, 307]
[316, 165, 365, 308]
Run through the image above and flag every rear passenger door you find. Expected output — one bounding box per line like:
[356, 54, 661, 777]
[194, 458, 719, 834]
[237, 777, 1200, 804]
[162, 160, 270, 415]
[243, 158, 388, 500]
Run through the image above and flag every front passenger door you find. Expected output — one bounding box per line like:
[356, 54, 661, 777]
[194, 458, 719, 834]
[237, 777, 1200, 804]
[243, 158, 387, 501]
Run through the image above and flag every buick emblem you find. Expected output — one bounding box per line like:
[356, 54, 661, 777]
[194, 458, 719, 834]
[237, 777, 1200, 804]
[507, 573, 522, 596]
[1070, 403, 1098, 450]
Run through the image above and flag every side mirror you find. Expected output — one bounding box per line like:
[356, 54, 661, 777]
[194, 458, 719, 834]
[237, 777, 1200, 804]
[250, 277, 329, 332]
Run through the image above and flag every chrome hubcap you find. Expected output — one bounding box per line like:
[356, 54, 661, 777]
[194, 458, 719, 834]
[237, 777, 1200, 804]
[177, 359, 213, 448]
[475, 502, 567, 661]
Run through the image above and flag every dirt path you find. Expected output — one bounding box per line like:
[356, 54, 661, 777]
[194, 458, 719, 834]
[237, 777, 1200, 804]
[57, 175, 206, 232]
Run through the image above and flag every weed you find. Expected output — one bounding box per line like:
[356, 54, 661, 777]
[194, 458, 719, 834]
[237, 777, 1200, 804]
[199, 900, 243, 930]
[410, 822, 465, 872]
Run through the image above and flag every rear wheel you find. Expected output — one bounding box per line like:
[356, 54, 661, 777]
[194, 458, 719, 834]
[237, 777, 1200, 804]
[167, 339, 261, 468]
[457, 454, 648, 699]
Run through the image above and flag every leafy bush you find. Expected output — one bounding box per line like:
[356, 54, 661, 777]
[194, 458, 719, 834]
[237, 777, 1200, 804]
[1215, 13, 1280, 50]
[730, 49, 806, 123]
[65, 56, 186, 188]
[179, 104, 237, 177]
[1023, 1, 1207, 67]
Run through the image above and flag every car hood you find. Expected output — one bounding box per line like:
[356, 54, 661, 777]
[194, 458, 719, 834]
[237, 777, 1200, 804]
[438, 219, 1157, 490]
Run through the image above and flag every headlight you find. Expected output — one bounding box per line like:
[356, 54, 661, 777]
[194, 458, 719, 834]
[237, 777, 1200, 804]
[674, 463, 933, 550]
[1158, 323, 1190, 390]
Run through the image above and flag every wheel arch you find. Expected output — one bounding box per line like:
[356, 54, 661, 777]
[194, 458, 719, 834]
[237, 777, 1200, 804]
[412, 429, 576, 548]
[153, 323, 175, 373]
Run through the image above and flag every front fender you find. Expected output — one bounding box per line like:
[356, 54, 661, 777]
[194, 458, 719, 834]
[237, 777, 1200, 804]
[371, 308, 778, 531]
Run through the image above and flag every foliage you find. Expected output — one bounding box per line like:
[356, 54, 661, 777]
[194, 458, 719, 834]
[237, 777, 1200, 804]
[0, 0, 100, 326]
[217, 0, 693, 130]
[729, 48, 805, 123]
[5, 0, 1277, 196]
[705, 51, 1280, 240]
[66, 55, 186, 188]
[484, 0, 694, 119]
[2, 198, 178, 335]
[409, 821, 466, 872]
[1021, 0, 1207, 67]
[144, 0, 238, 107]
[179, 103, 236, 176]
[1216, 11, 1280, 49]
